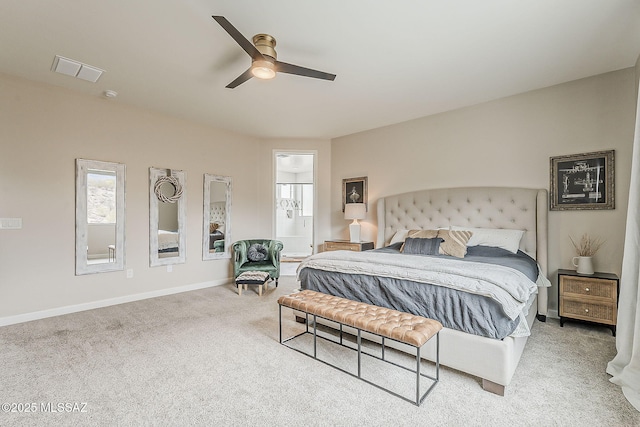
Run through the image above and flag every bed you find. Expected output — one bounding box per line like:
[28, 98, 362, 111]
[209, 202, 226, 252]
[158, 229, 179, 254]
[297, 187, 549, 395]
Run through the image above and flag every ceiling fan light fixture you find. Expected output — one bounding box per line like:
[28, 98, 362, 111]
[251, 59, 276, 79]
[212, 16, 335, 88]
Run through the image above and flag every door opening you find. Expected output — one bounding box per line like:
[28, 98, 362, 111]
[275, 152, 314, 261]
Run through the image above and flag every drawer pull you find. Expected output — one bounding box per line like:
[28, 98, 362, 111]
[585, 287, 590, 292]
[585, 309, 589, 313]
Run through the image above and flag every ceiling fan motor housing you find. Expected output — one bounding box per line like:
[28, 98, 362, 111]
[253, 34, 277, 60]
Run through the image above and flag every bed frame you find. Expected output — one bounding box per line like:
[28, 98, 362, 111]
[375, 186, 549, 395]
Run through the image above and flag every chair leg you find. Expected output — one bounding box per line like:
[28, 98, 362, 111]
[275, 278, 279, 287]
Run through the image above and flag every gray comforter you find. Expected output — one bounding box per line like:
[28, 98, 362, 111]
[298, 244, 539, 340]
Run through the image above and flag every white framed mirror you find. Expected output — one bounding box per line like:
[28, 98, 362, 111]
[203, 174, 232, 260]
[150, 167, 186, 267]
[75, 159, 125, 275]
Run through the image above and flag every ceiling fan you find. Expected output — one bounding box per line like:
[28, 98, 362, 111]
[212, 16, 336, 89]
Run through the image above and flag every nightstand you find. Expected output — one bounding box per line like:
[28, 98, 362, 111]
[557, 269, 619, 336]
[323, 240, 374, 252]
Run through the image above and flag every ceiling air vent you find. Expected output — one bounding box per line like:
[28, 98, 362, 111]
[51, 55, 104, 83]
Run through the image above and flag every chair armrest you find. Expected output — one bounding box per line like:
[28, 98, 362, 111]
[268, 240, 284, 267]
[232, 241, 249, 273]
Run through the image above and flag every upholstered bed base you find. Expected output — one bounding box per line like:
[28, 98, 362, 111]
[371, 186, 549, 393]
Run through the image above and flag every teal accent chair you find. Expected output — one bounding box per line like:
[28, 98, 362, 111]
[232, 239, 284, 286]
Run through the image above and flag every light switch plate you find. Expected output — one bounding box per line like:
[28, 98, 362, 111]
[0, 218, 22, 229]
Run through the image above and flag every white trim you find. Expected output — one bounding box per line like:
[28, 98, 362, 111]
[0, 279, 230, 327]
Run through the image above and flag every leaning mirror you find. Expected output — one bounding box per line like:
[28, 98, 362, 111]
[75, 159, 125, 275]
[203, 174, 232, 260]
[150, 167, 186, 267]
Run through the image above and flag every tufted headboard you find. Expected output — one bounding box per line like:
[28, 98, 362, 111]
[210, 201, 226, 231]
[376, 187, 548, 276]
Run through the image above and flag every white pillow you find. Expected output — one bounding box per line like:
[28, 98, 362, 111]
[389, 229, 409, 245]
[450, 226, 525, 254]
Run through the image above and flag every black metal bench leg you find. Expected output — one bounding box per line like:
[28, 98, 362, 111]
[416, 347, 421, 405]
[313, 314, 317, 358]
[357, 330, 362, 378]
[279, 305, 282, 344]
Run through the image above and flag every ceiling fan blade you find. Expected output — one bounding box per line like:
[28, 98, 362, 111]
[212, 16, 264, 61]
[226, 67, 254, 89]
[275, 61, 336, 81]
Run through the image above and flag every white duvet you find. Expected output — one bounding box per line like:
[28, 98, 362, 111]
[158, 230, 179, 250]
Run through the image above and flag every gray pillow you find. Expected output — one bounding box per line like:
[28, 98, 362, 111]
[401, 237, 443, 256]
[247, 243, 268, 262]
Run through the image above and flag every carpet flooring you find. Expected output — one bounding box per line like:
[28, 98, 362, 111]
[1, 276, 638, 426]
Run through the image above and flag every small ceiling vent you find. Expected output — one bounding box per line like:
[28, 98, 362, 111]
[52, 55, 104, 83]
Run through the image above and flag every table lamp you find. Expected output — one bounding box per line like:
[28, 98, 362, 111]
[344, 203, 366, 243]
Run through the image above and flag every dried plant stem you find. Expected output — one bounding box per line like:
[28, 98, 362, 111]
[569, 233, 605, 256]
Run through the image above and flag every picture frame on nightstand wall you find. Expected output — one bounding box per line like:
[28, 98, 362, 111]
[549, 150, 614, 211]
[342, 176, 367, 212]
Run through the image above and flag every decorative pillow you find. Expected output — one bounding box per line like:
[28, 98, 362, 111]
[437, 230, 473, 258]
[401, 237, 443, 255]
[247, 243, 268, 262]
[389, 229, 409, 245]
[450, 226, 525, 254]
[400, 229, 439, 251]
[406, 229, 439, 239]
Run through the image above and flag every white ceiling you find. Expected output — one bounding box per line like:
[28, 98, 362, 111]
[1, 0, 639, 140]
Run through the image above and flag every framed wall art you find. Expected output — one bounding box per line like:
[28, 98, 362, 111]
[549, 150, 614, 211]
[342, 176, 367, 212]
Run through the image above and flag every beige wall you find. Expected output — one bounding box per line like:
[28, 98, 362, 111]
[331, 68, 637, 312]
[0, 73, 272, 319]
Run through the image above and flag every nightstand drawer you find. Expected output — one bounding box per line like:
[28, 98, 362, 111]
[323, 240, 374, 252]
[560, 299, 616, 325]
[557, 269, 619, 335]
[559, 276, 616, 301]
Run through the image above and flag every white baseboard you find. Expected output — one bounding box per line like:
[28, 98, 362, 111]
[547, 309, 559, 319]
[0, 278, 230, 327]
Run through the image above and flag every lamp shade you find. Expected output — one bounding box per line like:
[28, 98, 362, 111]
[344, 203, 366, 220]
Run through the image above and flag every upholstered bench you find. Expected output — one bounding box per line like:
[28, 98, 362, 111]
[235, 271, 270, 296]
[278, 290, 443, 406]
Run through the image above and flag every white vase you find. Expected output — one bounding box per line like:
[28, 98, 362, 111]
[572, 256, 594, 275]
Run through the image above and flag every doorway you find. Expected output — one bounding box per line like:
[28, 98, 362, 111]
[275, 152, 315, 262]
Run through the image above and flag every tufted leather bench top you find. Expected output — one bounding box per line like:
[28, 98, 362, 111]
[278, 290, 442, 347]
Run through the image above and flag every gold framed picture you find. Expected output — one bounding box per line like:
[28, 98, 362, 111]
[550, 150, 614, 210]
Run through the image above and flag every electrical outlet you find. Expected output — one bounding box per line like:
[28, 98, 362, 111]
[126, 269, 133, 279]
[167, 265, 173, 273]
